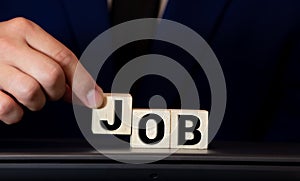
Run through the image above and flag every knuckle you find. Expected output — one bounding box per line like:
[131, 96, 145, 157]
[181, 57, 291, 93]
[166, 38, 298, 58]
[17, 80, 46, 111]
[54, 48, 76, 67]
[0, 37, 17, 54]
[18, 80, 41, 104]
[5, 114, 22, 125]
[8, 17, 34, 32]
[0, 98, 13, 117]
[42, 64, 65, 100]
[44, 64, 64, 88]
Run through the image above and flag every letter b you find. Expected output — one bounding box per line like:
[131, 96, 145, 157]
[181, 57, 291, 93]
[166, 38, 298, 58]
[170, 110, 208, 149]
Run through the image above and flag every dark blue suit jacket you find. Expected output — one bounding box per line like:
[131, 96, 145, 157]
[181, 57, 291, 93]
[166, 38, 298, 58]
[0, 0, 299, 142]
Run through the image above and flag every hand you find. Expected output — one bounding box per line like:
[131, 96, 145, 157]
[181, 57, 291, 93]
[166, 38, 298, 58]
[0, 17, 104, 124]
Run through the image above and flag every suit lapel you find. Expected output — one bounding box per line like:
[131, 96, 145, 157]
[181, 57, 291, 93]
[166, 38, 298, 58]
[163, 0, 232, 43]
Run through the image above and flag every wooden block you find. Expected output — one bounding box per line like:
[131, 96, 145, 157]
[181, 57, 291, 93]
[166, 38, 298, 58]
[170, 109, 208, 149]
[130, 109, 170, 148]
[92, 93, 132, 135]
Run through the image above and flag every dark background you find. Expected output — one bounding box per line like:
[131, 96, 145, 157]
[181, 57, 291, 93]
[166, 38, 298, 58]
[0, 0, 299, 143]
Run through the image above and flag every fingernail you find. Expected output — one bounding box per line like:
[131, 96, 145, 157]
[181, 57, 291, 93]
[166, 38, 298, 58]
[86, 89, 103, 108]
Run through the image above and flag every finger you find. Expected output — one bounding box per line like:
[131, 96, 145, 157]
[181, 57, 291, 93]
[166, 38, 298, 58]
[62, 84, 84, 106]
[62, 84, 73, 104]
[20, 18, 104, 108]
[0, 90, 23, 124]
[1, 43, 66, 101]
[0, 64, 46, 111]
[63, 85, 104, 109]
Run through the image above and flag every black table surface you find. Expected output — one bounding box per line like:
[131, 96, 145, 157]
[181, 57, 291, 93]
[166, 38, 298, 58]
[0, 139, 299, 180]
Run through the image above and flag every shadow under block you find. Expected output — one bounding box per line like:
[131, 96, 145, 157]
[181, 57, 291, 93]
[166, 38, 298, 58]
[130, 109, 171, 148]
[92, 93, 132, 135]
[170, 109, 208, 149]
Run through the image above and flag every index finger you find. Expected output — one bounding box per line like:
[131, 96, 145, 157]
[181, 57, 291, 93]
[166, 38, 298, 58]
[21, 18, 104, 108]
